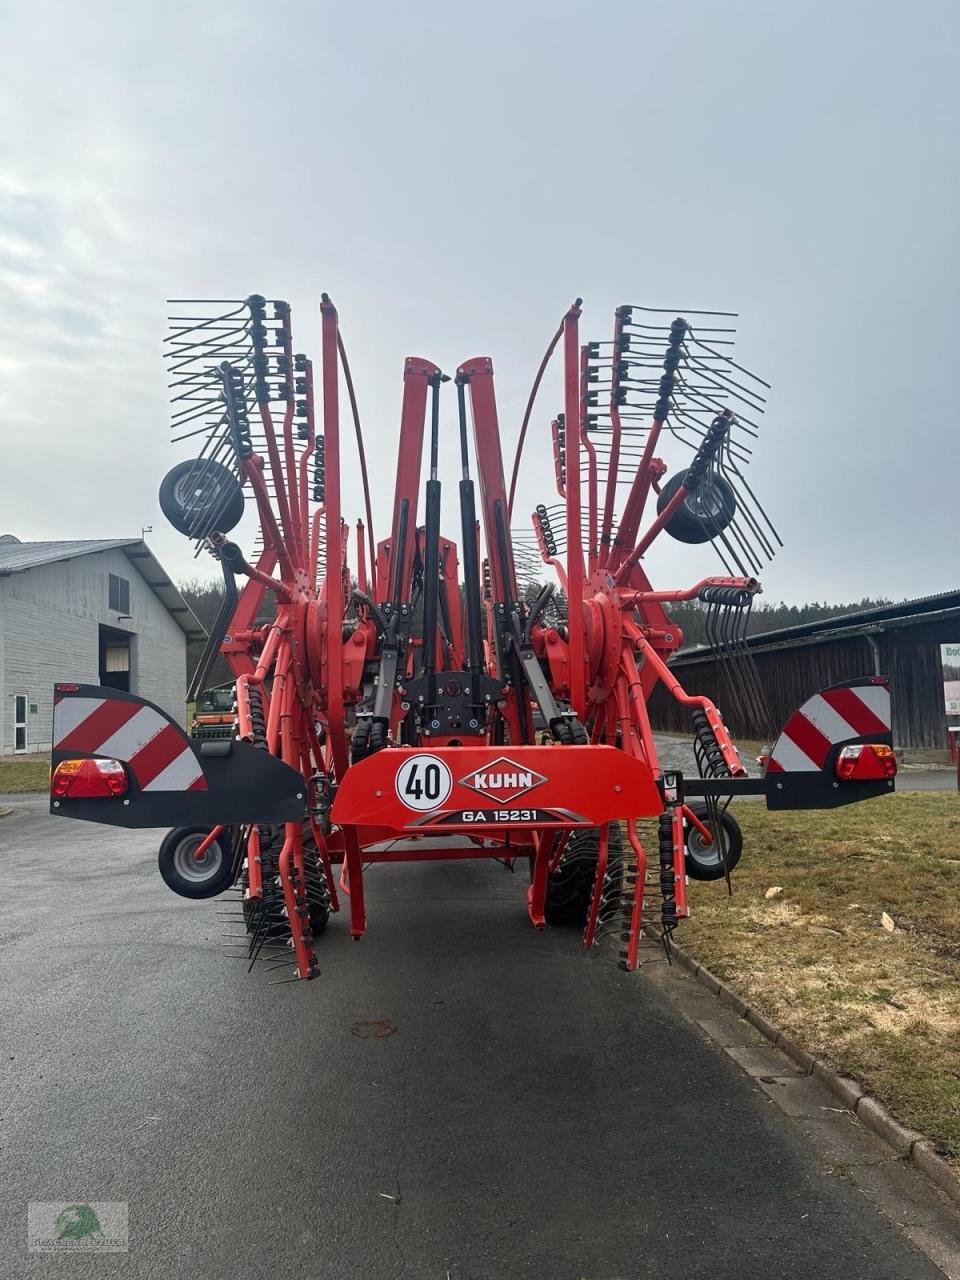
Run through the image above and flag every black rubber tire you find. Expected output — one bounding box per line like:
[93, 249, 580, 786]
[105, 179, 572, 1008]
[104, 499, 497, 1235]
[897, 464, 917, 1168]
[159, 459, 245, 537]
[545, 825, 623, 927]
[158, 825, 237, 899]
[657, 469, 737, 544]
[683, 805, 743, 881]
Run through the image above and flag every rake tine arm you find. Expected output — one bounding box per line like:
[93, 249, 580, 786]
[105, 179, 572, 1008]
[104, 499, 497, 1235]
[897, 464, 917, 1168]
[296, 355, 318, 563]
[550, 417, 567, 498]
[582, 823, 609, 949]
[527, 829, 554, 928]
[620, 819, 648, 972]
[532, 507, 569, 592]
[241, 456, 295, 581]
[618, 649, 660, 776]
[319, 294, 348, 781]
[562, 300, 587, 719]
[607, 318, 688, 573]
[614, 410, 733, 584]
[256, 399, 299, 567]
[598, 306, 627, 568]
[622, 619, 744, 776]
[621, 575, 758, 606]
[579, 342, 599, 574]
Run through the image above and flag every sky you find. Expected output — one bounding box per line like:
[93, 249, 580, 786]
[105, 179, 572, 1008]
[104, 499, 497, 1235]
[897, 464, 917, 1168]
[1, 0, 957, 606]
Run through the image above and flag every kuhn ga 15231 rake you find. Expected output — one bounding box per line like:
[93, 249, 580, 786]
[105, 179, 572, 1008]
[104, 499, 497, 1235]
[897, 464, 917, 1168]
[50, 294, 897, 981]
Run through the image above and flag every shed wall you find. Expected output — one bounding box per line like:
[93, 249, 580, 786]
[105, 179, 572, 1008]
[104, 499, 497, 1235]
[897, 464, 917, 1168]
[0, 548, 186, 755]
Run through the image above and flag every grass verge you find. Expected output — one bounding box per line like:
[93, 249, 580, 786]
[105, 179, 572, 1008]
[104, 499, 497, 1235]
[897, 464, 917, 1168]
[675, 792, 960, 1160]
[0, 754, 48, 793]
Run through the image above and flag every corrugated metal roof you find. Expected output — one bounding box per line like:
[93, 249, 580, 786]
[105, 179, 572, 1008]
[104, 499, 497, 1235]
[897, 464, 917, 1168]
[671, 587, 960, 662]
[0, 539, 207, 641]
[738, 589, 960, 647]
[0, 538, 135, 572]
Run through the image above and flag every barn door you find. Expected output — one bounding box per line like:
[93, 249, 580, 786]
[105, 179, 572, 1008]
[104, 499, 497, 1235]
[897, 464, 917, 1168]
[99, 625, 132, 692]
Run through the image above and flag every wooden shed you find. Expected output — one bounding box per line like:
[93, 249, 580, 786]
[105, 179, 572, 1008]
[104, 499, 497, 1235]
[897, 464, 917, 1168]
[649, 591, 960, 750]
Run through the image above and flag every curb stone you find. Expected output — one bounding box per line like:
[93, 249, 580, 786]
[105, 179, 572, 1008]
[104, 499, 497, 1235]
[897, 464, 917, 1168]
[653, 930, 960, 1208]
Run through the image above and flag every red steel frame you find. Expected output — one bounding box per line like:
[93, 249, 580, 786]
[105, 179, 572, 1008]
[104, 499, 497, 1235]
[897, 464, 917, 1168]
[195, 295, 768, 979]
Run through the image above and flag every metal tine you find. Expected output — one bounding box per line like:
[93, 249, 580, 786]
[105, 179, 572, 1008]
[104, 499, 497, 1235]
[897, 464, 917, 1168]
[673, 367, 762, 424]
[167, 321, 249, 335]
[171, 420, 230, 446]
[168, 394, 223, 415]
[677, 383, 763, 436]
[164, 326, 249, 360]
[709, 470, 767, 568]
[626, 328, 739, 342]
[167, 332, 252, 358]
[724, 476, 778, 564]
[719, 460, 781, 555]
[163, 303, 248, 338]
[169, 408, 223, 435]
[169, 377, 223, 403]
[167, 365, 236, 382]
[733, 605, 774, 736]
[625, 316, 738, 330]
[693, 475, 754, 577]
[685, 332, 771, 390]
[681, 339, 766, 390]
[672, 409, 755, 460]
[623, 303, 739, 318]
[167, 298, 249, 304]
[682, 350, 768, 413]
[719, 448, 783, 548]
[716, 513, 761, 577]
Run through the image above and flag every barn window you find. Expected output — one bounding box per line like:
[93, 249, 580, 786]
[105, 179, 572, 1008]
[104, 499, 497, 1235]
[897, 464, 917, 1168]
[108, 573, 130, 614]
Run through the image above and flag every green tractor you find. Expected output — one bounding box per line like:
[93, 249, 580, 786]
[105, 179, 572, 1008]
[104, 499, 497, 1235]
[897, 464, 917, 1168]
[190, 684, 236, 741]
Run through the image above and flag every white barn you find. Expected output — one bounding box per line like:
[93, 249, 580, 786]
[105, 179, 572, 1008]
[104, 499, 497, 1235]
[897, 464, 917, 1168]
[0, 536, 205, 756]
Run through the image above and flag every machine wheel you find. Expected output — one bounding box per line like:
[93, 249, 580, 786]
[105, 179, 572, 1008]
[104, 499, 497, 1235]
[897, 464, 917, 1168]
[158, 826, 237, 899]
[159, 458, 245, 537]
[683, 805, 743, 881]
[545, 825, 623, 926]
[657, 469, 736, 544]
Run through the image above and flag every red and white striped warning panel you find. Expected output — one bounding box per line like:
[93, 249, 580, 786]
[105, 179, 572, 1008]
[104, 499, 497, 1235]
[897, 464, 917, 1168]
[53, 694, 206, 792]
[767, 681, 891, 774]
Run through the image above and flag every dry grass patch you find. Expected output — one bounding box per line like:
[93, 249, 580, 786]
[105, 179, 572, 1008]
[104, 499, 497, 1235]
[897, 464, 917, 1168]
[671, 792, 960, 1159]
[0, 754, 48, 794]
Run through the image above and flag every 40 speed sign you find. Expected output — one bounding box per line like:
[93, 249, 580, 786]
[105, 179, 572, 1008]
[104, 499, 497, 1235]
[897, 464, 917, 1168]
[395, 754, 453, 811]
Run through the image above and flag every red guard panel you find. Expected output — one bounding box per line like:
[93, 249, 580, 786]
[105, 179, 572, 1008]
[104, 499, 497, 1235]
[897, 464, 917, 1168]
[331, 745, 662, 835]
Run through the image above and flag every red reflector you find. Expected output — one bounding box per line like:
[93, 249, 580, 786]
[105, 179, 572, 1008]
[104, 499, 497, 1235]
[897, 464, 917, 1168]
[835, 743, 896, 781]
[52, 757, 128, 798]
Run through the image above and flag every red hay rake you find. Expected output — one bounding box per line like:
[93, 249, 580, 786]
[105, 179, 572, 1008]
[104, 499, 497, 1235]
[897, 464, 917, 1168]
[50, 293, 897, 981]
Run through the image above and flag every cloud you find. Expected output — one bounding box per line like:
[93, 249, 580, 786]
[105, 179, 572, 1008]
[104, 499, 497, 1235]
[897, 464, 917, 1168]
[1, 0, 958, 605]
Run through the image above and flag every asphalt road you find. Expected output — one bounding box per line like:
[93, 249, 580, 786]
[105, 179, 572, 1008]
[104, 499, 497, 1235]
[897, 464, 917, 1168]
[0, 795, 948, 1279]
